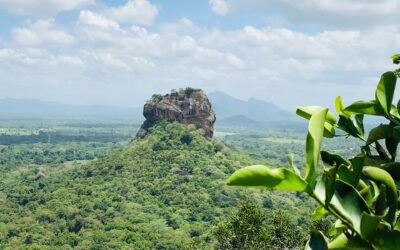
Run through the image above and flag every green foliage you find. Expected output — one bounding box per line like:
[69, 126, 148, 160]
[3, 121, 315, 248]
[227, 54, 400, 249]
[213, 200, 306, 250]
[296, 106, 335, 138]
[176, 87, 200, 97]
[151, 94, 163, 102]
[392, 54, 400, 64]
[184, 87, 198, 96]
[213, 200, 270, 249]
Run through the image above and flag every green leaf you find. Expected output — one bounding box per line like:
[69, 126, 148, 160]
[360, 212, 381, 239]
[366, 124, 399, 145]
[328, 233, 372, 250]
[324, 166, 337, 204]
[385, 136, 398, 161]
[397, 100, 400, 116]
[392, 54, 400, 64]
[305, 230, 328, 250]
[343, 100, 385, 116]
[337, 155, 364, 187]
[381, 162, 400, 180]
[335, 96, 345, 115]
[390, 105, 400, 120]
[357, 180, 373, 203]
[395, 219, 400, 231]
[372, 230, 400, 250]
[314, 179, 369, 235]
[376, 71, 397, 117]
[337, 115, 363, 139]
[363, 167, 398, 227]
[364, 155, 387, 167]
[375, 184, 387, 216]
[311, 206, 329, 221]
[226, 165, 308, 191]
[296, 106, 337, 124]
[320, 151, 349, 168]
[322, 123, 335, 138]
[354, 114, 365, 137]
[296, 106, 336, 138]
[305, 108, 328, 187]
[287, 154, 301, 176]
[367, 181, 381, 205]
[329, 220, 346, 237]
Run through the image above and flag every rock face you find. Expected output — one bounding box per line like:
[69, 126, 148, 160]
[136, 88, 216, 138]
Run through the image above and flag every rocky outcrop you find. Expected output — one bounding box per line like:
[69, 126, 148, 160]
[136, 88, 216, 138]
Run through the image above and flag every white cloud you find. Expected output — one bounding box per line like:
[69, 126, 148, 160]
[1, 16, 400, 109]
[0, 48, 85, 69]
[104, 0, 159, 26]
[288, 0, 398, 14]
[12, 19, 75, 46]
[56, 56, 85, 67]
[209, 0, 229, 16]
[78, 10, 122, 31]
[89, 51, 131, 71]
[0, 0, 94, 16]
[209, 0, 400, 28]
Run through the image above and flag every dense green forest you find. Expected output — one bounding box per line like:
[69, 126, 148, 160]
[0, 119, 327, 249]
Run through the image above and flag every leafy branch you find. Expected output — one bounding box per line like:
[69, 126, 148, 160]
[227, 54, 400, 249]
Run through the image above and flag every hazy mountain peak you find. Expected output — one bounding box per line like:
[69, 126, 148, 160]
[208, 91, 293, 123]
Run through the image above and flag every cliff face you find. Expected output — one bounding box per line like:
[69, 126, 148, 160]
[136, 88, 216, 138]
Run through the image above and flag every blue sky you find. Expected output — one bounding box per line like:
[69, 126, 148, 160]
[0, 0, 399, 110]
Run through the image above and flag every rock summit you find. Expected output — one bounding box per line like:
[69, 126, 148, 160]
[136, 88, 216, 138]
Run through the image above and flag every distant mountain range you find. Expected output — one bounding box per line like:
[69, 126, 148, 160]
[208, 91, 294, 122]
[0, 98, 142, 120]
[207, 91, 301, 128]
[0, 92, 300, 128]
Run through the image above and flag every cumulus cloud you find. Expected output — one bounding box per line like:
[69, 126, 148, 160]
[104, 0, 159, 26]
[78, 10, 122, 31]
[0, 0, 94, 16]
[1, 15, 400, 108]
[209, 0, 400, 29]
[12, 19, 75, 46]
[56, 56, 85, 67]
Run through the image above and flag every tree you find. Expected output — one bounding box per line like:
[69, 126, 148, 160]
[213, 201, 306, 249]
[227, 54, 400, 249]
[213, 200, 270, 250]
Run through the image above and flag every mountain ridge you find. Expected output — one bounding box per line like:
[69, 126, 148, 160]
[0, 92, 295, 125]
[207, 91, 294, 123]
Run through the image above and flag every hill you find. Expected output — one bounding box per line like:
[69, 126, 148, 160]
[208, 91, 294, 123]
[0, 98, 142, 120]
[218, 115, 260, 126]
[0, 122, 313, 249]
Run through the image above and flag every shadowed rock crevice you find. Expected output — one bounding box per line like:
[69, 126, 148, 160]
[136, 88, 216, 138]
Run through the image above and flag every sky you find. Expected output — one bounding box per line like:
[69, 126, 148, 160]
[0, 0, 399, 111]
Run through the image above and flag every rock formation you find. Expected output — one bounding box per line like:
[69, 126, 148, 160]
[136, 88, 216, 138]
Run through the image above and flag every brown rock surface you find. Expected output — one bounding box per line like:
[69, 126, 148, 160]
[136, 88, 216, 138]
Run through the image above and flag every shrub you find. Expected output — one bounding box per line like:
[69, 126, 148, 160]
[150, 94, 163, 102]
